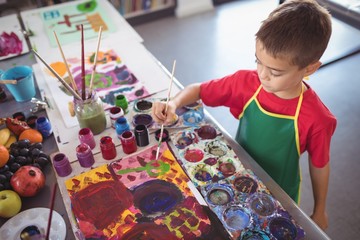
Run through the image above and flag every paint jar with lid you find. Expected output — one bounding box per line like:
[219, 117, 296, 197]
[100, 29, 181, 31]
[78, 127, 96, 150]
[52, 153, 72, 177]
[120, 130, 137, 154]
[100, 136, 117, 160]
[36, 116, 53, 138]
[115, 94, 128, 113]
[109, 106, 124, 129]
[74, 90, 106, 135]
[115, 117, 130, 138]
[76, 143, 95, 168]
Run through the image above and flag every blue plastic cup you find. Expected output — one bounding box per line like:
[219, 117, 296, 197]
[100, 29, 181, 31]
[0, 66, 35, 102]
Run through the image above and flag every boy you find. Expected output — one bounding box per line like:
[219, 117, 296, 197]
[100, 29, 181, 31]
[152, 0, 336, 230]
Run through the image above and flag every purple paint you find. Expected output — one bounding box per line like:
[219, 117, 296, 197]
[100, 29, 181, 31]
[133, 113, 153, 128]
[132, 179, 183, 217]
[196, 125, 217, 139]
[269, 217, 297, 239]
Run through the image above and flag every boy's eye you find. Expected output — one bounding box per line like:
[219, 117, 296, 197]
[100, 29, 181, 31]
[270, 71, 282, 77]
[255, 59, 261, 64]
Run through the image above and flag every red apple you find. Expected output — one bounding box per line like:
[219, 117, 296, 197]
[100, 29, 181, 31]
[0, 190, 22, 218]
[10, 166, 45, 197]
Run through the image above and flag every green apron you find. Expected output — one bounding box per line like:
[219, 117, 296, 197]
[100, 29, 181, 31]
[235, 85, 303, 202]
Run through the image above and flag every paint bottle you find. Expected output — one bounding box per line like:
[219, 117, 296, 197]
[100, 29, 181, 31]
[76, 143, 95, 168]
[52, 153, 72, 177]
[0, 86, 7, 103]
[120, 130, 137, 154]
[115, 94, 128, 113]
[134, 124, 149, 147]
[78, 127, 96, 149]
[109, 106, 124, 129]
[115, 117, 130, 138]
[36, 116, 53, 138]
[100, 136, 117, 160]
[74, 90, 106, 135]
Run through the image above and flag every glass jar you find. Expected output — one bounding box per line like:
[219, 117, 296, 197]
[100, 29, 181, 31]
[74, 90, 106, 135]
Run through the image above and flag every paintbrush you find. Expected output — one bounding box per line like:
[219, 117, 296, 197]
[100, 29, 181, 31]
[155, 60, 176, 160]
[32, 49, 82, 100]
[53, 30, 79, 94]
[81, 24, 86, 100]
[45, 183, 57, 240]
[89, 26, 103, 96]
[0, 80, 17, 84]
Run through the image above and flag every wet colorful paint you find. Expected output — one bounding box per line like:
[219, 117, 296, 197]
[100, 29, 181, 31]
[184, 148, 204, 162]
[196, 125, 218, 139]
[233, 176, 258, 194]
[205, 184, 234, 206]
[269, 217, 297, 239]
[240, 230, 271, 240]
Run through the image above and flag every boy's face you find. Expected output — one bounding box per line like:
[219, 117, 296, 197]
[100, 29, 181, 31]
[255, 40, 308, 99]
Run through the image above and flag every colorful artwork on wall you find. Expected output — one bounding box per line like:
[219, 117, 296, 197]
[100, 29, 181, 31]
[40, 0, 117, 47]
[65, 142, 225, 239]
[0, 14, 29, 61]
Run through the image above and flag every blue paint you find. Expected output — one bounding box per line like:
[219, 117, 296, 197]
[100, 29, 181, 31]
[223, 206, 250, 230]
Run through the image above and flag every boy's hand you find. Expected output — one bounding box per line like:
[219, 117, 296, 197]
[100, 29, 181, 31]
[152, 100, 177, 125]
[310, 211, 328, 230]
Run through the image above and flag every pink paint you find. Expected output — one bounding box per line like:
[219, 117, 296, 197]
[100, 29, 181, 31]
[184, 148, 204, 162]
[120, 130, 137, 154]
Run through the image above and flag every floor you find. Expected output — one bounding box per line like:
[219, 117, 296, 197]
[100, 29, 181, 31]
[134, 0, 360, 239]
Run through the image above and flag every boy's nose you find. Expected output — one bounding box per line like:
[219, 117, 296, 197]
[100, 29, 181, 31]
[257, 66, 270, 81]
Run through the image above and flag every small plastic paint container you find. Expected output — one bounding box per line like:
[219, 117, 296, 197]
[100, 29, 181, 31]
[78, 127, 96, 150]
[115, 117, 130, 138]
[36, 116, 53, 138]
[26, 115, 38, 128]
[134, 99, 153, 112]
[222, 206, 251, 231]
[247, 193, 276, 217]
[268, 217, 297, 239]
[132, 113, 153, 128]
[76, 143, 95, 168]
[155, 128, 169, 142]
[233, 176, 259, 194]
[120, 130, 137, 154]
[115, 94, 128, 113]
[196, 125, 217, 139]
[205, 183, 234, 206]
[100, 136, 117, 160]
[52, 153, 72, 177]
[12, 111, 26, 121]
[109, 106, 124, 129]
[134, 124, 149, 147]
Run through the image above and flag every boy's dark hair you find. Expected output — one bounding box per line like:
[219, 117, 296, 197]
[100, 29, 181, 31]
[256, 0, 332, 69]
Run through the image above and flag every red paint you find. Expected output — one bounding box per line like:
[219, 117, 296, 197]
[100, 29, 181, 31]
[184, 148, 204, 162]
[100, 136, 117, 160]
[71, 180, 133, 229]
[120, 130, 137, 154]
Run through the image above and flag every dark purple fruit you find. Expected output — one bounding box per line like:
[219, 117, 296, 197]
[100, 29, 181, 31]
[19, 148, 30, 157]
[0, 165, 9, 173]
[3, 171, 13, 180]
[10, 162, 21, 172]
[0, 174, 7, 184]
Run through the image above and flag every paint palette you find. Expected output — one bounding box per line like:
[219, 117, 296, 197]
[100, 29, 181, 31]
[126, 99, 205, 130]
[200, 169, 305, 239]
[170, 124, 245, 186]
[0, 208, 66, 240]
[65, 142, 227, 239]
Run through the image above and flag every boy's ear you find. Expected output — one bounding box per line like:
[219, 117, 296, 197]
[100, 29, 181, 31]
[304, 61, 322, 76]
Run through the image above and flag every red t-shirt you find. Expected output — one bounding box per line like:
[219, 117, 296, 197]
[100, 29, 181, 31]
[200, 70, 337, 168]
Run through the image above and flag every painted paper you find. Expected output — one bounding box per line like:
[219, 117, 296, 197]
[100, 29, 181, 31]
[40, 0, 116, 47]
[0, 14, 29, 60]
[65, 142, 225, 239]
